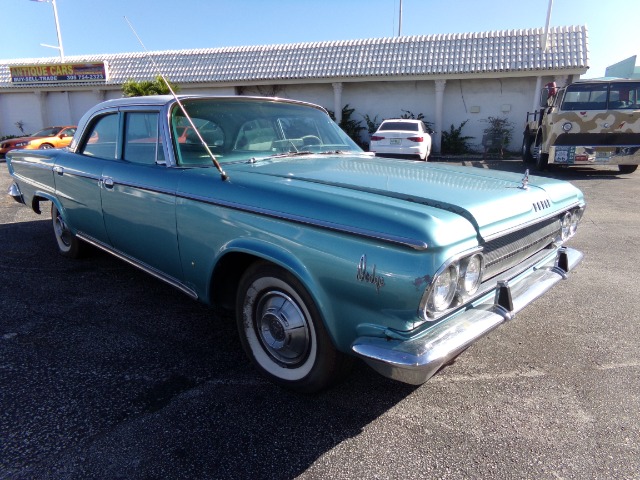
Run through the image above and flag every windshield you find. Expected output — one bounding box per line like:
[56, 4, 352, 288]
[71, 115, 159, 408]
[171, 98, 362, 166]
[561, 82, 640, 111]
[31, 127, 63, 137]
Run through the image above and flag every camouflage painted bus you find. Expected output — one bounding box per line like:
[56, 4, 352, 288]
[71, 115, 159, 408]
[522, 79, 640, 174]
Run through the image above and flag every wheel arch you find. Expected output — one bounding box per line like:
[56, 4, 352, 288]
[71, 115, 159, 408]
[209, 241, 338, 344]
[30, 191, 61, 216]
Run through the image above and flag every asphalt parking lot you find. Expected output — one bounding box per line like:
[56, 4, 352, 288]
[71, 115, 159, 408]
[1, 159, 639, 479]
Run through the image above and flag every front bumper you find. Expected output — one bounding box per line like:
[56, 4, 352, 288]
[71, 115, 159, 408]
[351, 246, 583, 385]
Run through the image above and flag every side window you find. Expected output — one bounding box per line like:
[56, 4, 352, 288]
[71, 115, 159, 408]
[123, 112, 164, 165]
[80, 113, 119, 159]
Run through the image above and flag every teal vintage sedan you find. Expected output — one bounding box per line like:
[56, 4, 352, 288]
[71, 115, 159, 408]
[6, 95, 585, 392]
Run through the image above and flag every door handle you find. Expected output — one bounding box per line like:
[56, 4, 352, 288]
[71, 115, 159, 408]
[102, 177, 114, 189]
[53, 166, 63, 175]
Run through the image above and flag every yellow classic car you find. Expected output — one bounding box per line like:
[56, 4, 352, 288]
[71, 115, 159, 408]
[0, 126, 77, 159]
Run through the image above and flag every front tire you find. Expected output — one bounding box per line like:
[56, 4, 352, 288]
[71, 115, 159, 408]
[534, 133, 548, 170]
[51, 204, 84, 258]
[521, 133, 534, 163]
[236, 262, 350, 392]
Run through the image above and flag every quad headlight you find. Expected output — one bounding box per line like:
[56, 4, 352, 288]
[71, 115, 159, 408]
[459, 254, 483, 296]
[428, 264, 459, 312]
[559, 206, 585, 242]
[423, 251, 484, 316]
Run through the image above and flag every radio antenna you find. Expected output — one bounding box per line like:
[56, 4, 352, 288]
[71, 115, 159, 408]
[124, 16, 228, 181]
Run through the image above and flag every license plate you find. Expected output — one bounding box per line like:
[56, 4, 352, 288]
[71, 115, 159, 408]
[596, 149, 613, 161]
[390, 138, 402, 145]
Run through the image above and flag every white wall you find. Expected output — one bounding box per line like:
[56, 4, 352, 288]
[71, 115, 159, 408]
[1, 78, 547, 151]
[0, 92, 43, 135]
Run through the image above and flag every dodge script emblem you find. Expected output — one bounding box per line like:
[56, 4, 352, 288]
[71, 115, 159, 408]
[357, 255, 385, 292]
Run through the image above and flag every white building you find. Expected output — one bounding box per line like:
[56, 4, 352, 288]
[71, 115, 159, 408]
[0, 25, 589, 153]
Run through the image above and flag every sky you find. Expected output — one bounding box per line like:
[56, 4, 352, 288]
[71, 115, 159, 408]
[0, 0, 638, 79]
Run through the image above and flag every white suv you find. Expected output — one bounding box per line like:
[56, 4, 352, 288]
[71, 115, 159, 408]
[369, 119, 432, 161]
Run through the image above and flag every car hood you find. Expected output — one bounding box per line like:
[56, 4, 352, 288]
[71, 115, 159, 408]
[189, 154, 584, 247]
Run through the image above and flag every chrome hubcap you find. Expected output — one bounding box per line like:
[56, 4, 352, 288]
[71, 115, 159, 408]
[255, 291, 310, 366]
[54, 213, 71, 247]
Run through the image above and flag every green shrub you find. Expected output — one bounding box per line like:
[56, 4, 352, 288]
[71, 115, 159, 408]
[327, 104, 366, 148]
[441, 120, 474, 154]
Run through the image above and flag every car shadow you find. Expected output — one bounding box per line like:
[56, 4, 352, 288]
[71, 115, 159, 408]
[0, 219, 417, 479]
[462, 159, 633, 181]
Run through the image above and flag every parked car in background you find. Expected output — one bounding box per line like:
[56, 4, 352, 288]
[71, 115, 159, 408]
[6, 95, 585, 392]
[369, 119, 432, 161]
[0, 126, 77, 159]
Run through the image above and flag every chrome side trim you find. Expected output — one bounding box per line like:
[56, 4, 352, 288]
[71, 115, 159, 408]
[48, 172, 427, 250]
[352, 246, 583, 385]
[11, 172, 57, 196]
[76, 233, 198, 300]
[178, 192, 429, 251]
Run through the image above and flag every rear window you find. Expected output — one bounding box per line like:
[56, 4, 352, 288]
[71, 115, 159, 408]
[379, 122, 419, 132]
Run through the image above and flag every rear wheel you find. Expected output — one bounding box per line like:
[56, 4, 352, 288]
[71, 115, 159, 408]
[51, 204, 84, 258]
[236, 262, 351, 392]
[618, 165, 638, 174]
[39, 143, 55, 149]
[421, 145, 430, 161]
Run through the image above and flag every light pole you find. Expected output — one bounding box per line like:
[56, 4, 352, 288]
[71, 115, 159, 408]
[31, 0, 65, 60]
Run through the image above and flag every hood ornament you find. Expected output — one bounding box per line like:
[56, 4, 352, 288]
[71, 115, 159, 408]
[519, 169, 530, 190]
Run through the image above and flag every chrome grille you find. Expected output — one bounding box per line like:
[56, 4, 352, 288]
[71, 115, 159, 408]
[483, 217, 561, 280]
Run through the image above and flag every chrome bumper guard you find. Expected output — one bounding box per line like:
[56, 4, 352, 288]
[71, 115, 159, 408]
[351, 247, 583, 385]
[7, 182, 25, 204]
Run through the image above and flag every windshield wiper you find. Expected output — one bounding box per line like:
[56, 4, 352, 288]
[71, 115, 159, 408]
[268, 151, 314, 158]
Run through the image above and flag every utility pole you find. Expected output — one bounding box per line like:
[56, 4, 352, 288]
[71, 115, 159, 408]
[31, 0, 65, 60]
[398, 0, 403, 36]
[541, 0, 553, 52]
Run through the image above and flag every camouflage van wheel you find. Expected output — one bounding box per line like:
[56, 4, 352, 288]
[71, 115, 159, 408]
[534, 134, 548, 170]
[521, 134, 534, 163]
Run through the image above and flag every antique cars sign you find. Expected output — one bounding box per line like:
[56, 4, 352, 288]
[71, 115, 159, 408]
[9, 62, 108, 83]
[6, 95, 586, 392]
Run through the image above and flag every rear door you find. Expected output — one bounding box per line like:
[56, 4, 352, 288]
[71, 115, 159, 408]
[53, 111, 118, 244]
